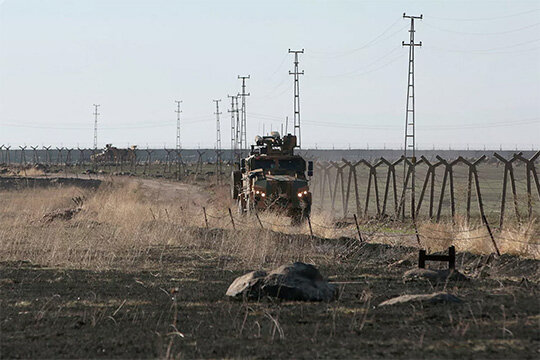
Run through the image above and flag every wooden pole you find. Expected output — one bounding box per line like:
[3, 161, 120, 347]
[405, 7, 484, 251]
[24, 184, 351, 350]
[352, 165, 361, 218]
[343, 161, 353, 217]
[340, 165, 346, 217]
[320, 164, 328, 207]
[509, 165, 520, 223]
[412, 215, 422, 247]
[307, 215, 314, 239]
[255, 212, 264, 229]
[466, 166, 473, 224]
[397, 163, 412, 220]
[372, 166, 381, 216]
[500, 162, 508, 228]
[482, 214, 500, 256]
[436, 165, 449, 222]
[449, 166, 456, 221]
[353, 214, 363, 243]
[382, 163, 392, 216]
[364, 166, 372, 217]
[203, 207, 209, 229]
[416, 166, 431, 218]
[429, 167, 435, 219]
[228, 208, 235, 230]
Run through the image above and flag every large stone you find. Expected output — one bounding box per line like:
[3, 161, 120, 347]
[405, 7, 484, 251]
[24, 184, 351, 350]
[378, 292, 464, 307]
[226, 262, 336, 302]
[403, 268, 469, 283]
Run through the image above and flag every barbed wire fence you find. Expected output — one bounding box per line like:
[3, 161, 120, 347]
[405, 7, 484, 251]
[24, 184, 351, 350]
[313, 151, 539, 228]
[0, 146, 233, 184]
[1, 146, 538, 225]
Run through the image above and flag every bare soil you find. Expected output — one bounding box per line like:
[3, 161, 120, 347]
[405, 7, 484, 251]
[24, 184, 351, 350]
[1, 240, 539, 359]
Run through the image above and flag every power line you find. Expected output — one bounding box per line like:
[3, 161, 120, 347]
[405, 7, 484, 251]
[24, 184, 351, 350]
[319, 49, 405, 78]
[423, 20, 540, 36]
[430, 9, 540, 22]
[310, 17, 405, 58]
[3, 116, 537, 132]
[426, 37, 540, 54]
[303, 117, 540, 130]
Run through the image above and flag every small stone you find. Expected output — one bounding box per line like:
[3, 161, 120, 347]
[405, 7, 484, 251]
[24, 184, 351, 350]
[378, 292, 464, 307]
[403, 268, 469, 283]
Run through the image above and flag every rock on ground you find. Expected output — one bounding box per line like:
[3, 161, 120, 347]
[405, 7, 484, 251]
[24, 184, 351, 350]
[403, 268, 469, 283]
[226, 262, 336, 302]
[378, 292, 464, 307]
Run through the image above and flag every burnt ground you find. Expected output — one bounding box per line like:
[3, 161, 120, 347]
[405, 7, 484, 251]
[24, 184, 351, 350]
[1, 241, 539, 359]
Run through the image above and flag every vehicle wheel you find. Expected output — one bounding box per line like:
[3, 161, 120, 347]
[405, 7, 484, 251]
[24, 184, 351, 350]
[247, 197, 258, 216]
[231, 170, 241, 199]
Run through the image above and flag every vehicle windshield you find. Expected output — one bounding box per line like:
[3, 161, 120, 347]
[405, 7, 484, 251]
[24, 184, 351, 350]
[251, 159, 275, 170]
[278, 159, 305, 172]
[250, 157, 305, 175]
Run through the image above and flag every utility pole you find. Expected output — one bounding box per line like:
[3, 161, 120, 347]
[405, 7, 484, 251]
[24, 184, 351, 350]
[213, 99, 222, 150]
[289, 49, 304, 148]
[402, 13, 422, 219]
[227, 95, 238, 163]
[237, 75, 250, 151]
[175, 100, 182, 150]
[93, 104, 100, 151]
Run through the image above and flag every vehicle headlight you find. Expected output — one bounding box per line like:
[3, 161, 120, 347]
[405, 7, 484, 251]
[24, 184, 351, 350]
[298, 189, 309, 197]
[254, 186, 266, 197]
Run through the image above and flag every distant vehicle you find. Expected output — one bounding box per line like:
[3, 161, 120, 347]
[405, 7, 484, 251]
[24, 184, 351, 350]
[90, 144, 137, 163]
[231, 132, 313, 222]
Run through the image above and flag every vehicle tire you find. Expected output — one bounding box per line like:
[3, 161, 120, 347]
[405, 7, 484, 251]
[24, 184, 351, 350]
[247, 197, 256, 215]
[231, 170, 241, 199]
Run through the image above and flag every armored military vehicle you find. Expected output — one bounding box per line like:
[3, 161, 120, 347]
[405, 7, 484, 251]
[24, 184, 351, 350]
[231, 132, 313, 222]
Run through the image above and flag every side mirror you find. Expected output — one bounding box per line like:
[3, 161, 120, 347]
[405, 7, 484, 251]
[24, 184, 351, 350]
[307, 161, 314, 177]
[240, 159, 246, 174]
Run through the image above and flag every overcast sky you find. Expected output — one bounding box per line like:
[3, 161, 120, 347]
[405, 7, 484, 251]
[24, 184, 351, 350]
[1, 0, 539, 149]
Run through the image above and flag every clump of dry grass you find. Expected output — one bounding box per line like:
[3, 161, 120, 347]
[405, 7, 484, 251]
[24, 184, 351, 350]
[499, 219, 540, 258]
[419, 216, 539, 259]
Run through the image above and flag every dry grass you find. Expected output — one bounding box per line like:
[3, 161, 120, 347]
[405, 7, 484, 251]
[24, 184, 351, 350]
[0, 180, 334, 270]
[419, 216, 540, 258]
[0, 179, 538, 272]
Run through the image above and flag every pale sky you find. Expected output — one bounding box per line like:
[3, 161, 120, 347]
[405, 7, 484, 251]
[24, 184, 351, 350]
[1, 0, 539, 149]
